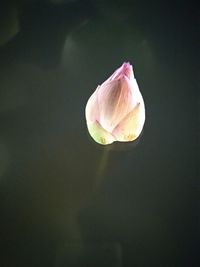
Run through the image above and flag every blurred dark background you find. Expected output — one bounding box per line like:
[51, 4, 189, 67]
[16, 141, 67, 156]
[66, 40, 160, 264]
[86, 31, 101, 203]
[0, 0, 199, 266]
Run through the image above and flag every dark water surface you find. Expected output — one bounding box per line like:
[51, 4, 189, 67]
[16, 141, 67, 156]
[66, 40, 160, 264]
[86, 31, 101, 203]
[0, 1, 199, 266]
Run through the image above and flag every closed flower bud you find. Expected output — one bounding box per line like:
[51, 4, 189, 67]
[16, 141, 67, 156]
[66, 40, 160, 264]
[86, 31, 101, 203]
[85, 62, 145, 145]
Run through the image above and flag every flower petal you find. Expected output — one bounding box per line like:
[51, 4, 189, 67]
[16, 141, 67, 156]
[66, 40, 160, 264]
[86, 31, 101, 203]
[97, 77, 134, 132]
[85, 86, 100, 123]
[129, 77, 143, 102]
[102, 62, 134, 84]
[112, 101, 145, 142]
[120, 62, 135, 81]
[86, 120, 116, 145]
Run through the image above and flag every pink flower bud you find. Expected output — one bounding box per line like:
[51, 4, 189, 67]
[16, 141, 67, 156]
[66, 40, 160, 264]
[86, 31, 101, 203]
[85, 62, 145, 145]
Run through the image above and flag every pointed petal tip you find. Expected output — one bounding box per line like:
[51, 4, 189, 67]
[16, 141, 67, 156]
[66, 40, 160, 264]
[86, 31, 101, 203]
[123, 61, 131, 66]
[120, 62, 134, 80]
[122, 62, 133, 68]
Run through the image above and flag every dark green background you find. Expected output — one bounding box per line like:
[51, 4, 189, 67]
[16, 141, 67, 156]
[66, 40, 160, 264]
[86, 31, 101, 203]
[0, 0, 199, 266]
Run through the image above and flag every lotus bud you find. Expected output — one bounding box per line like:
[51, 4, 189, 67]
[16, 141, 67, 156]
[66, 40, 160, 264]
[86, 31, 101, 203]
[85, 62, 145, 145]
